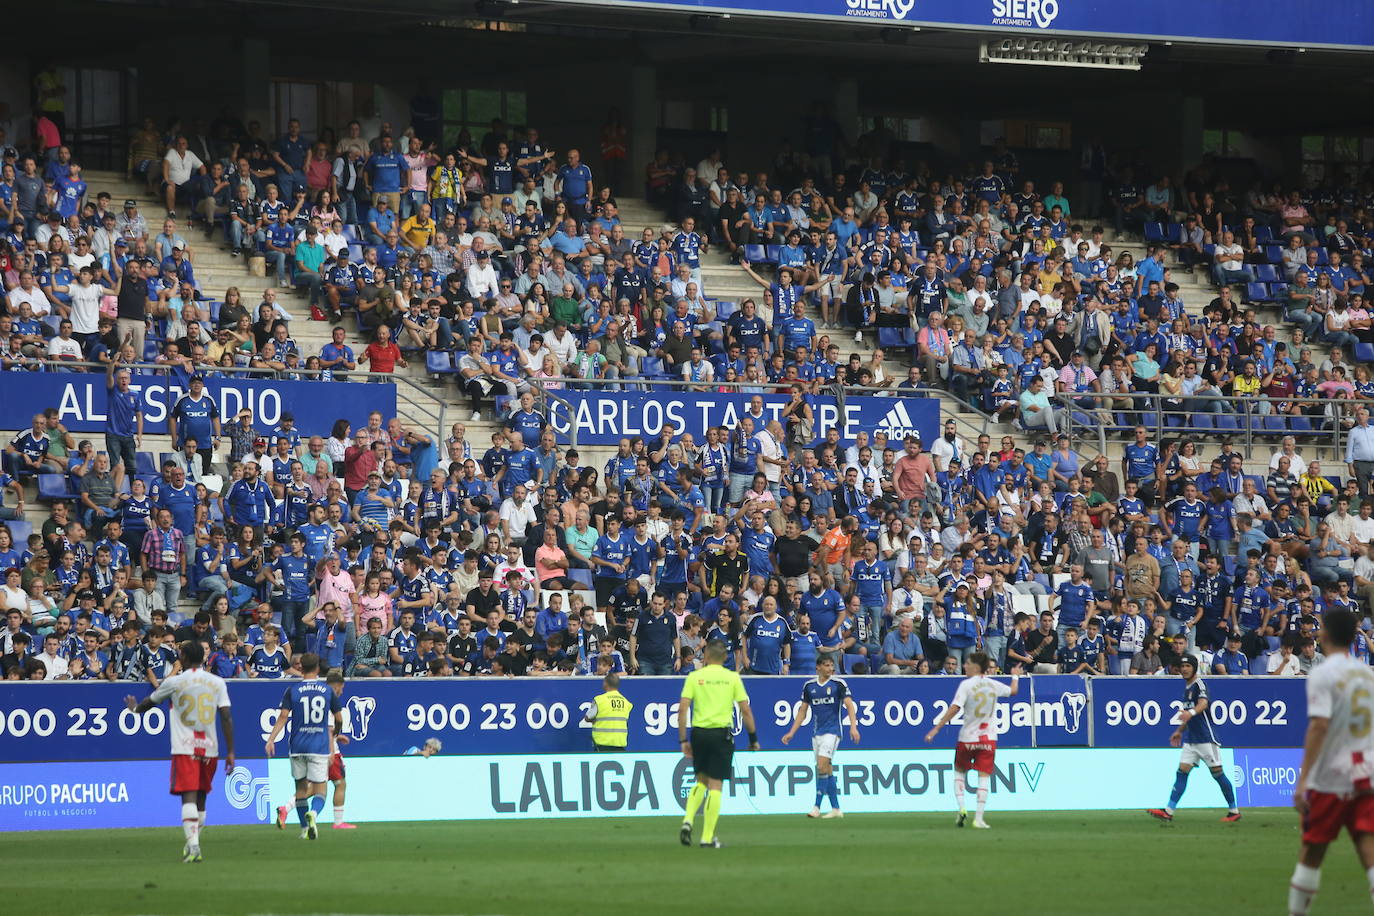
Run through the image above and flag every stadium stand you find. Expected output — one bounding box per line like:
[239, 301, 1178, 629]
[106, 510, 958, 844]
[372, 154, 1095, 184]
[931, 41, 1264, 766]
[2, 107, 1371, 684]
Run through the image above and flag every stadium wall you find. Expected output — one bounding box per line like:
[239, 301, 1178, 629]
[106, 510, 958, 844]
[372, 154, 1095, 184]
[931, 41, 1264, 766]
[0, 678, 1305, 829]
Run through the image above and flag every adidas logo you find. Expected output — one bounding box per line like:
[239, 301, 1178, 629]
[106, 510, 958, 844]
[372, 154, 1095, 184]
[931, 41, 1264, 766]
[876, 401, 924, 438]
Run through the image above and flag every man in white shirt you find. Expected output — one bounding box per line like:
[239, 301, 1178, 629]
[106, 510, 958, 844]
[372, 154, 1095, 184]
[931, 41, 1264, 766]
[465, 249, 499, 301]
[1270, 436, 1306, 472]
[36, 633, 70, 680]
[162, 135, 207, 218]
[546, 325, 579, 367]
[499, 484, 537, 546]
[46, 320, 83, 362]
[7, 270, 52, 318]
[681, 346, 715, 391]
[928, 420, 968, 474]
[754, 420, 787, 502]
[1210, 230, 1255, 288]
[1352, 503, 1374, 545]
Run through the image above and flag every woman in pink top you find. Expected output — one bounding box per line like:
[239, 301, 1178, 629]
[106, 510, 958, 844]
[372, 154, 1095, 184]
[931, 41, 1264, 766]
[355, 572, 393, 632]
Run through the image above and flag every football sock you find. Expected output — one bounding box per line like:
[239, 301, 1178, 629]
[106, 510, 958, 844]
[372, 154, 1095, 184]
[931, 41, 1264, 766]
[1288, 863, 1320, 915]
[1212, 770, 1238, 812]
[975, 781, 989, 821]
[181, 802, 199, 845]
[813, 771, 825, 809]
[954, 774, 966, 811]
[197, 809, 206, 831]
[333, 806, 345, 823]
[296, 799, 309, 828]
[684, 783, 707, 822]
[309, 794, 326, 816]
[1366, 865, 1374, 903]
[702, 789, 721, 843]
[825, 775, 840, 810]
[1166, 769, 1189, 812]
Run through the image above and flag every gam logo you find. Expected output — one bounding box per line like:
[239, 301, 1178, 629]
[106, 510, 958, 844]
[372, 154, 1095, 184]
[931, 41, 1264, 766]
[845, 0, 916, 21]
[991, 0, 1061, 29]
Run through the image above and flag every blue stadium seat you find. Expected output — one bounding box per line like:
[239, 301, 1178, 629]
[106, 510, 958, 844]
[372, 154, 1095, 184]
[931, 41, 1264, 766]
[1246, 282, 1270, 302]
[1188, 413, 1214, 430]
[135, 452, 158, 476]
[1356, 343, 1374, 363]
[1262, 415, 1287, 432]
[1166, 224, 1185, 244]
[142, 339, 161, 361]
[426, 350, 456, 374]
[878, 327, 914, 348]
[1315, 248, 1329, 265]
[641, 357, 670, 380]
[714, 299, 737, 320]
[1144, 223, 1165, 242]
[1223, 556, 1238, 577]
[1255, 264, 1279, 282]
[1289, 415, 1313, 433]
[3, 519, 32, 547]
[568, 568, 594, 590]
[764, 245, 782, 265]
[207, 299, 222, 324]
[1214, 413, 1239, 430]
[742, 245, 768, 265]
[842, 654, 868, 675]
[37, 474, 78, 501]
[1255, 226, 1274, 242]
[1265, 245, 1284, 263]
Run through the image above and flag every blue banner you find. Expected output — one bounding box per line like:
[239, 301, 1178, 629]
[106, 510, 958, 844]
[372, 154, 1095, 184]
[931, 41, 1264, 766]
[0, 675, 1089, 763]
[1090, 677, 1307, 749]
[0, 759, 269, 831]
[544, 0, 1374, 50]
[549, 391, 938, 447]
[0, 676, 1305, 764]
[0, 374, 396, 436]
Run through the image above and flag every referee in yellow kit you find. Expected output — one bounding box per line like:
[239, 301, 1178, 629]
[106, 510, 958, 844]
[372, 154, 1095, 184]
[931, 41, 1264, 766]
[677, 641, 758, 849]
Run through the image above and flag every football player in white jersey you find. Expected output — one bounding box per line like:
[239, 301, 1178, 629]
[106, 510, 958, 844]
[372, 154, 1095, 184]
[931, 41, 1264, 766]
[1290, 609, 1374, 916]
[925, 651, 1022, 829]
[126, 641, 234, 863]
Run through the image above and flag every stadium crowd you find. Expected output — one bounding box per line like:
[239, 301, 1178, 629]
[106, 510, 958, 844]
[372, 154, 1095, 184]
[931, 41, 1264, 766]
[1, 108, 1374, 682]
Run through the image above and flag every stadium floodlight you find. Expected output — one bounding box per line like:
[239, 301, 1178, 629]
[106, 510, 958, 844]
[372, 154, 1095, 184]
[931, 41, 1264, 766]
[979, 37, 1149, 70]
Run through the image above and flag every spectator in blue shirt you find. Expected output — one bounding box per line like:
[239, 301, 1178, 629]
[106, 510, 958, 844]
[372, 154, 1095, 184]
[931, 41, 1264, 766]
[879, 616, 923, 674]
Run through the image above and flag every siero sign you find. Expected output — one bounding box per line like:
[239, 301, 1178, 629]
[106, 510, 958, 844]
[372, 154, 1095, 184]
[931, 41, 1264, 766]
[990, 0, 1059, 28]
[844, 0, 916, 20]
[0, 375, 396, 437]
[547, 391, 940, 447]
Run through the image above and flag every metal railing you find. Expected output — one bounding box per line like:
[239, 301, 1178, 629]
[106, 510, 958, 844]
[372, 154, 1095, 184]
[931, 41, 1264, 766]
[1051, 390, 1353, 460]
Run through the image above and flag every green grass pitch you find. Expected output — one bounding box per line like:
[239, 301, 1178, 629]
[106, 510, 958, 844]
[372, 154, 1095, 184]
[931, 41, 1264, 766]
[1, 810, 1362, 914]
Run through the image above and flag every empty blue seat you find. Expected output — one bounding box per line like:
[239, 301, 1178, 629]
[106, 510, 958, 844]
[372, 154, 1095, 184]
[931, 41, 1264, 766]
[135, 452, 158, 476]
[764, 245, 782, 264]
[641, 356, 670, 380]
[1255, 264, 1279, 282]
[1190, 413, 1214, 429]
[1215, 413, 1239, 430]
[567, 568, 594, 589]
[878, 327, 914, 348]
[426, 350, 456, 374]
[1144, 223, 1165, 242]
[714, 299, 737, 320]
[1246, 282, 1270, 302]
[1289, 415, 1313, 433]
[1262, 415, 1286, 432]
[37, 474, 78, 500]
[1356, 343, 1374, 363]
[1223, 556, 1238, 577]
[207, 299, 222, 323]
[1255, 226, 1274, 242]
[742, 244, 767, 264]
[1265, 245, 1284, 263]
[1315, 248, 1329, 265]
[1166, 224, 1185, 244]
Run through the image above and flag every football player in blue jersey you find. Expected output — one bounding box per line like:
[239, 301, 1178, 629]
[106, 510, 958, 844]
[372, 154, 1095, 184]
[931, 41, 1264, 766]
[266, 652, 343, 839]
[781, 655, 860, 818]
[1147, 654, 1241, 824]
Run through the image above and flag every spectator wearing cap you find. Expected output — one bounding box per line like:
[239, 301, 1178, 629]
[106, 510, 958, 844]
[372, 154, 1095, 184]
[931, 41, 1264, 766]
[465, 245, 499, 300]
